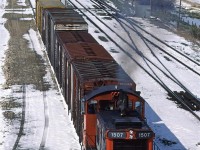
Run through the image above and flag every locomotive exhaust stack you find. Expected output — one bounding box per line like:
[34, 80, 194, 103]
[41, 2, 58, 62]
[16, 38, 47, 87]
[117, 90, 129, 117]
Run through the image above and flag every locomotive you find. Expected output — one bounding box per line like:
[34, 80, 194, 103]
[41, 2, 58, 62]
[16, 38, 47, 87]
[36, 0, 155, 149]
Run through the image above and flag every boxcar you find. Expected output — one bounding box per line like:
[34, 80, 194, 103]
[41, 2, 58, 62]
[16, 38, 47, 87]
[35, 0, 65, 34]
[43, 8, 88, 67]
[55, 31, 97, 85]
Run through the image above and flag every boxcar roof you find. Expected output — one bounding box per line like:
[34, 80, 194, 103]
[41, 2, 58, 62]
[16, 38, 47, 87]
[52, 17, 86, 24]
[56, 31, 97, 44]
[50, 14, 86, 24]
[44, 8, 80, 16]
[44, 8, 76, 14]
[47, 9, 79, 15]
[63, 43, 113, 61]
[46, 8, 82, 19]
[62, 42, 133, 83]
[48, 12, 80, 18]
[39, 1, 65, 8]
[72, 60, 133, 83]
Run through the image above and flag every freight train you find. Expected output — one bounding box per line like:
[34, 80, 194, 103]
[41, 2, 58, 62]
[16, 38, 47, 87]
[35, 0, 155, 149]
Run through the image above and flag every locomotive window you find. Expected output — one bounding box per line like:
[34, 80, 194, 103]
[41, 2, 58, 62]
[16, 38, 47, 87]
[81, 100, 85, 114]
[99, 100, 114, 111]
[128, 100, 133, 109]
[88, 100, 97, 114]
[135, 101, 142, 114]
[96, 126, 99, 145]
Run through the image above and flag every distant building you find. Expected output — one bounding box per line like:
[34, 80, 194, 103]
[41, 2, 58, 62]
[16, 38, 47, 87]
[135, 0, 151, 18]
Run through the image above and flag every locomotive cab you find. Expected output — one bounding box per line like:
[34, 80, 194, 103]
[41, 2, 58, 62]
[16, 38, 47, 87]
[81, 86, 154, 150]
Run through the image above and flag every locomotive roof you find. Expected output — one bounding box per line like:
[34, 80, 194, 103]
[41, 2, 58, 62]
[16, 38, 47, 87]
[97, 111, 151, 130]
[56, 31, 97, 44]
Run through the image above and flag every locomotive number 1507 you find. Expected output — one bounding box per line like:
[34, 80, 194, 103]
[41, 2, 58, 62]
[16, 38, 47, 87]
[136, 131, 153, 139]
[107, 131, 126, 139]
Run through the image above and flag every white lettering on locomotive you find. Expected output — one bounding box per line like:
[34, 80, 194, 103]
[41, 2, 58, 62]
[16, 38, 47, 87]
[138, 132, 151, 138]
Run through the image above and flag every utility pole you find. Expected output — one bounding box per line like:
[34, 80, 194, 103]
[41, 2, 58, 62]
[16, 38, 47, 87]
[178, 0, 182, 27]
[179, 0, 182, 20]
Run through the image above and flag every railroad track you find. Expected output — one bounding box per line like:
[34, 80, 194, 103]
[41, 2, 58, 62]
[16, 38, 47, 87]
[26, 0, 50, 148]
[93, 0, 200, 76]
[39, 90, 49, 150]
[67, 0, 200, 122]
[94, 0, 200, 67]
[91, 0, 200, 112]
[10, 4, 28, 148]
[11, 85, 49, 150]
[12, 85, 26, 150]
[9, 1, 49, 148]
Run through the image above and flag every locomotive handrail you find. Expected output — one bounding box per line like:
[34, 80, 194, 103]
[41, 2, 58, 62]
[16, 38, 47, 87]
[153, 141, 161, 150]
[82, 85, 143, 102]
[85, 133, 96, 150]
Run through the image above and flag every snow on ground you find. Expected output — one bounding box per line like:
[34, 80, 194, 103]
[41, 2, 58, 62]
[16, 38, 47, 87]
[0, 0, 8, 84]
[178, 0, 200, 13]
[176, 0, 200, 26]
[0, 0, 10, 146]
[110, 15, 200, 150]
[22, 29, 81, 150]
[0, 0, 200, 150]
[189, 0, 200, 4]
[179, 0, 200, 6]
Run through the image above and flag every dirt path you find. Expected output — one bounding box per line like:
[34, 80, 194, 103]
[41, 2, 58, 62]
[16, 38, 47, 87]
[3, 0, 50, 91]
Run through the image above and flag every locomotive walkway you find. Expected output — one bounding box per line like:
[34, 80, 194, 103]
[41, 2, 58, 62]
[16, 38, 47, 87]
[0, 0, 80, 149]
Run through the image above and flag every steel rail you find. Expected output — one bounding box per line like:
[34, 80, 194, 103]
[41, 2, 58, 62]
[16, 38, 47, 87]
[93, 0, 200, 109]
[94, 0, 200, 66]
[39, 90, 49, 149]
[12, 85, 26, 150]
[79, 0, 200, 110]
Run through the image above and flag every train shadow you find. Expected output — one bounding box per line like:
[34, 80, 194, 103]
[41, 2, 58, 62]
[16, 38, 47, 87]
[145, 103, 186, 150]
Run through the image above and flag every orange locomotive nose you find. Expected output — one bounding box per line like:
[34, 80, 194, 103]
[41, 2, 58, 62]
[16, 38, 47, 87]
[96, 110, 154, 150]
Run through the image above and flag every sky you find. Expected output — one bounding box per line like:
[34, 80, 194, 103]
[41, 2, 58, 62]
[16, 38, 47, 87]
[0, 0, 200, 150]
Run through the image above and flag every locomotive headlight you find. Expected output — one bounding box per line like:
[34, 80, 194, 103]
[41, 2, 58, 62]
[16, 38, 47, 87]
[129, 135, 133, 139]
[129, 130, 133, 134]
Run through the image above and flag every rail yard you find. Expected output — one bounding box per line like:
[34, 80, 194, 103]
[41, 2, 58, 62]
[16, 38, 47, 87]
[0, 0, 200, 150]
